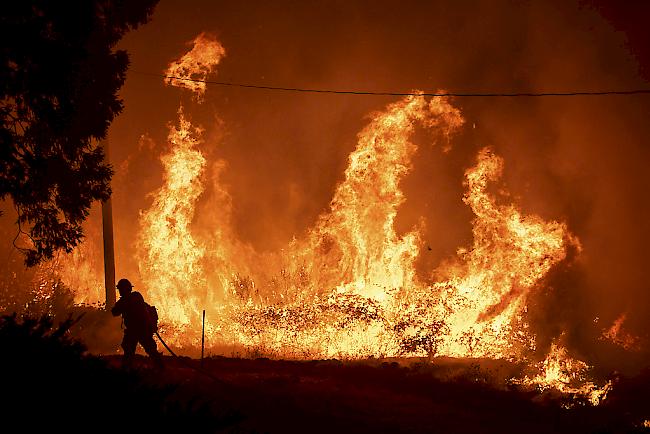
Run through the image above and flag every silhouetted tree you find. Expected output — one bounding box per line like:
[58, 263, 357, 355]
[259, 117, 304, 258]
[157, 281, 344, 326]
[0, 0, 158, 266]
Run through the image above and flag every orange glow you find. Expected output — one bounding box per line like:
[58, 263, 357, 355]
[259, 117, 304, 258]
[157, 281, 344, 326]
[515, 343, 612, 406]
[428, 148, 580, 358]
[601, 313, 640, 350]
[55, 245, 104, 306]
[137, 109, 208, 326]
[164, 32, 226, 100]
[49, 33, 614, 404]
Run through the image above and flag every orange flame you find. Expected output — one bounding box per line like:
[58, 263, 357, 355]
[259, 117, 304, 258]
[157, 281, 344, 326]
[300, 95, 463, 302]
[138, 35, 585, 364]
[601, 313, 640, 350]
[164, 32, 226, 100]
[137, 110, 207, 326]
[427, 148, 581, 358]
[49, 33, 612, 404]
[515, 342, 612, 406]
[55, 245, 104, 306]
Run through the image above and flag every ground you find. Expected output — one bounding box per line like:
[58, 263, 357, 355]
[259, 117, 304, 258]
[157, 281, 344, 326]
[2, 315, 648, 433]
[100, 354, 649, 433]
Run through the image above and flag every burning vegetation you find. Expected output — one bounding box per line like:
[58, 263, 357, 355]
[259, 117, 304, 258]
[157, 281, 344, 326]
[5, 19, 647, 414]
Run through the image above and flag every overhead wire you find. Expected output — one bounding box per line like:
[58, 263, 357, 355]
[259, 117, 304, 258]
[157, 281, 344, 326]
[133, 71, 650, 97]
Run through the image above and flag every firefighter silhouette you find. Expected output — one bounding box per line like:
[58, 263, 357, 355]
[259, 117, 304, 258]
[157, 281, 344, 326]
[111, 278, 164, 368]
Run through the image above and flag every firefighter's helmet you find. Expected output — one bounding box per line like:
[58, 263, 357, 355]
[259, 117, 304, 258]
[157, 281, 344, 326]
[116, 278, 134, 291]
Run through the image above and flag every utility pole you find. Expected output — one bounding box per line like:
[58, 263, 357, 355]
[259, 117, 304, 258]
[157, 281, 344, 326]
[101, 138, 116, 310]
[201, 309, 206, 368]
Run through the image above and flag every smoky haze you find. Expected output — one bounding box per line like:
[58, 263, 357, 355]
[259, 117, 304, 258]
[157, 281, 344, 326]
[2, 0, 649, 370]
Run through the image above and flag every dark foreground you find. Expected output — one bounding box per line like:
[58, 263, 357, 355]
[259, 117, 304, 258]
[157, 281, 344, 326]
[2, 316, 650, 433]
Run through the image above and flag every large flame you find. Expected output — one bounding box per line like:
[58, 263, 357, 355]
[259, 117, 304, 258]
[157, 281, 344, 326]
[138, 33, 592, 370]
[136, 33, 230, 329]
[48, 33, 616, 404]
[137, 110, 207, 326]
[298, 95, 463, 303]
[427, 148, 580, 358]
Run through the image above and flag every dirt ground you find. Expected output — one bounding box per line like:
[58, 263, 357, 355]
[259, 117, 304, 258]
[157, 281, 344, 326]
[2, 313, 648, 433]
[100, 354, 650, 434]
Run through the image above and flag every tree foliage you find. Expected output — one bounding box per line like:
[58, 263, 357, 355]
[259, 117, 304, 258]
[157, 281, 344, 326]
[0, 0, 158, 265]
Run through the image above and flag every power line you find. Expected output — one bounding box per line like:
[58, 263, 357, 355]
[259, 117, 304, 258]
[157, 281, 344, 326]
[134, 71, 650, 97]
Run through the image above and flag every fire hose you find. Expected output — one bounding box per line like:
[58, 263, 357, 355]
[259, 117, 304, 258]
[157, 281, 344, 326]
[154, 331, 225, 384]
[155, 331, 179, 358]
